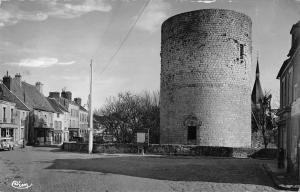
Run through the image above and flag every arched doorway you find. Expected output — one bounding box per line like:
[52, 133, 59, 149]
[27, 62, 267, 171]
[184, 115, 202, 145]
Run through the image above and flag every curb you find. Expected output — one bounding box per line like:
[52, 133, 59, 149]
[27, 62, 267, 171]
[262, 164, 299, 191]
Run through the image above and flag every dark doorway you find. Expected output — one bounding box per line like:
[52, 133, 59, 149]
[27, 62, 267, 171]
[187, 126, 196, 140]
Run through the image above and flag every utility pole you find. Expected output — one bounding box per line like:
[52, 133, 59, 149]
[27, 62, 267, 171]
[147, 128, 149, 146]
[88, 60, 93, 154]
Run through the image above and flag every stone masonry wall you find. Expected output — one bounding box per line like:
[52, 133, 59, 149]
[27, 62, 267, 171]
[160, 9, 252, 147]
[62, 143, 277, 159]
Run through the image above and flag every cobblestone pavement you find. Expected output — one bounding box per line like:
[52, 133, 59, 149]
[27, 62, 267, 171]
[0, 147, 292, 192]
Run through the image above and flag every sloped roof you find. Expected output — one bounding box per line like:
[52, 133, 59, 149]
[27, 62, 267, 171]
[291, 20, 300, 33]
[51, 95, 87, 112]
[79, 105, 88, 112]
[251, 61, 264, 104]
[56, 100, 68, 112]
[0, 83, 30, 111]
[47, 98, 68, 114]
[278, 21, 300, 78]
[10, 79, 55, 112]
[56, 97, 70, 110]
[68, 99, 88, 112]
[277, 58, 291, 79]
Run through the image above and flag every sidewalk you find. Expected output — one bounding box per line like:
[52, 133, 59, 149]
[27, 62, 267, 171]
[263, 161, 300, 191]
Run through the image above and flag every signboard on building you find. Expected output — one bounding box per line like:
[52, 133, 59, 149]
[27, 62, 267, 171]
[135, 129, 149, 145]
[137, 133, 146, 143]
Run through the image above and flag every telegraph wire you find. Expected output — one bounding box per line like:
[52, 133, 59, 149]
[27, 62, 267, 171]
[99, 0, 152, 75]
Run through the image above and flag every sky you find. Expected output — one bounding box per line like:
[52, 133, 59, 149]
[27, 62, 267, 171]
[0, 0, 300, 109]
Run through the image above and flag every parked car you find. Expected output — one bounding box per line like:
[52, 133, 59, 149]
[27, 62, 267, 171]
[0, 137, 14, 151]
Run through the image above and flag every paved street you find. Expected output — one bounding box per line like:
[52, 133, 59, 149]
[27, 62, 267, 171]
[0, 147, 290, 192]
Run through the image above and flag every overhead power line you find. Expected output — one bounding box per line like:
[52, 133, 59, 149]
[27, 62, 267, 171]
[99, 0, 152, 75]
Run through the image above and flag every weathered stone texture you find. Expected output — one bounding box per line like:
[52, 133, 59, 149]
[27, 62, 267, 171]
[160, 9, 252, 147]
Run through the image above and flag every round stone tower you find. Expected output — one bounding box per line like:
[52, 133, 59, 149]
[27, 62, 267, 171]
[160, 9, 252, 147]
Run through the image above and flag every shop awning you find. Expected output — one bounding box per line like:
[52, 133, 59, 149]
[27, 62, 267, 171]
[0, 124, 18, 129]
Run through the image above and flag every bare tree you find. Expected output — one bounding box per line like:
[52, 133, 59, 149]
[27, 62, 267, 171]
[252, 91, 276, 149]
[98, 91, 160, 143]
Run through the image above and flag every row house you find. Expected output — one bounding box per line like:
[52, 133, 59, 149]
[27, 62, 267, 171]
[48, 91, 88, 141]
[0, 100, 17, 138]
[2, 72, 89, 146]
[69, 100, 80, 139]
[2, 73, 56, 145]
[0, 82, 30, 145]
[276, 20, 300, 177]
[47, 97, 69, 145]
[75, 98, 89, 140]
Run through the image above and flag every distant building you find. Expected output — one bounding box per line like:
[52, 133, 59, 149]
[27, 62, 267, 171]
[68, 101, 80, 139]
[47, 97, 69, 144]
[75, 98, 89, 140]
[276, 20, 300, 176]
[48, 91, 87, 141]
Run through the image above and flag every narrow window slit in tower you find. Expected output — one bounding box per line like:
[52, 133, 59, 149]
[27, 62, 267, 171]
[240, 44, 244, 63]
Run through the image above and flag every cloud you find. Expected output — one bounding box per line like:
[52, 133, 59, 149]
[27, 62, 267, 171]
[10, 57, 75, 67]
[0, 0, 112, 27]
[191, 0, 216, 3]
[61, 76, 81, 80]
[136, 0, 170, 33]
[64, 0, 111, 13]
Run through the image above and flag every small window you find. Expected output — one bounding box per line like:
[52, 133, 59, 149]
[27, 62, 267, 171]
[280, 80, 284, 107]
[294, 84, 298, 101]
[282, 77, 286, 107]
[187, 126, 197, 140]
[240, 44, 244, 61]
[3, 107, 6, 120]
[285, 75, 288, 106]
[289, 67, 293, 104]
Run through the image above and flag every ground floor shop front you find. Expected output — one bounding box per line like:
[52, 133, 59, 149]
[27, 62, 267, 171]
[0, 123, 20, 143]
[68, 128, 80, 141]
[34, 127, 53, 146]
[53, 130, 69, 145]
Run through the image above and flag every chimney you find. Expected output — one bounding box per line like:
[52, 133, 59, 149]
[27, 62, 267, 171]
[66, 91, 72, 101]
[14, 73, 22, 87]
[61, 90, 72, 101]
[35, 82, 43, 95]
[2, 71, 12, 90]
[74, 97, 82, 106]
[49, 92, 60, 99]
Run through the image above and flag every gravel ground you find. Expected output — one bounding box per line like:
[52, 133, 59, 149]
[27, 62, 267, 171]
[0, 147, 291, 192]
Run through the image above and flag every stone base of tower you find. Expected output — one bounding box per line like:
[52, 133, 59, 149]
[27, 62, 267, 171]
[160, 126, 251, 148]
